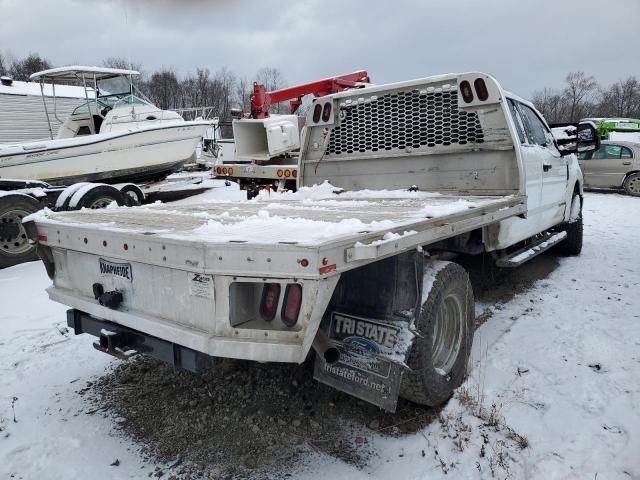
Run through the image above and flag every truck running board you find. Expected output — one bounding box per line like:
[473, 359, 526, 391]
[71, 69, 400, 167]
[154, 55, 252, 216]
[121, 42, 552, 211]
[495, 231, 567, 268]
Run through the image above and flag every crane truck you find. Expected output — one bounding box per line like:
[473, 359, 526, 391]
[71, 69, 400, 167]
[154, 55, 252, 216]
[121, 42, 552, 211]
[25, 72, 599, 411]
[213, 72, 370, 197]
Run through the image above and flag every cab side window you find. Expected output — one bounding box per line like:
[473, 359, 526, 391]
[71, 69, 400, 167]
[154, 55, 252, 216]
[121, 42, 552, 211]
[621, 146, 633, 158]
[519, 104, 552, 146]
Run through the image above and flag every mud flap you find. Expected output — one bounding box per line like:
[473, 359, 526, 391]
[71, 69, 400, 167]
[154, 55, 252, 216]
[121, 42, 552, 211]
[313, 311, 415, 412]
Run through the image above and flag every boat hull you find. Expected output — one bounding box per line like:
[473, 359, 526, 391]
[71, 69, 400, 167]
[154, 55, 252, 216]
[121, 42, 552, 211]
[0, 122, 208, 186]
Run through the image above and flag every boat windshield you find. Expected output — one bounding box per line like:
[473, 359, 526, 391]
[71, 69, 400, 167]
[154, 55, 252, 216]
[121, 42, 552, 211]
[101, 94, 150, 109]
[71, 95, 151, 116]
[71, 100, 110, 116]
[97, 76, 131, 98]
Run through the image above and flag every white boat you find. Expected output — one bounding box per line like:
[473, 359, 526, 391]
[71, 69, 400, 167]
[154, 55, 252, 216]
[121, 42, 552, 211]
[0, 66, 212, 185]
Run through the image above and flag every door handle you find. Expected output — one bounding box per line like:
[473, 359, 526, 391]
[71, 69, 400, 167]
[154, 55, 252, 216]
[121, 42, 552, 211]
[543, 164, 552, 172]
[622, 161, 632, 166]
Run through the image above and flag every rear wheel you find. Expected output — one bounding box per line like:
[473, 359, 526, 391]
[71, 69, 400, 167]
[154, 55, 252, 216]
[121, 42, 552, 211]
[0, 194, 41, 268]
[400, 261, 474, 407]
[623, 173, 640, 197]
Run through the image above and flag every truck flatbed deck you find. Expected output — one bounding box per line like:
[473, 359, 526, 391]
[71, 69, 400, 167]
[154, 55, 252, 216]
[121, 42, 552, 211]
[32, 191, 525, 279]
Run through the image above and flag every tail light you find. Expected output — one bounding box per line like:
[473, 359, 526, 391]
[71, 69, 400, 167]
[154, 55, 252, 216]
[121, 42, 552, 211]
[281, 284, 302, 327]
[284, 169, 291, 178]
[228, 167, 234, 175]
[474, 78, 489, 101]
[277, 169, 283, 178]
[216, 167, 222, 174]
[312, 104, 322, 123]
[260, 283, 281, 321]
[292, 169, 298, 178]
[322, 102, 332, 122]
[222, 167, 228, 175]
[460, 80, 474, 103]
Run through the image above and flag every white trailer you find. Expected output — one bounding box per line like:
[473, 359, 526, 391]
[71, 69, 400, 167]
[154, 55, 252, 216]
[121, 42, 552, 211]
[26, 72, 599, 411]
[0, 76, 89, 144]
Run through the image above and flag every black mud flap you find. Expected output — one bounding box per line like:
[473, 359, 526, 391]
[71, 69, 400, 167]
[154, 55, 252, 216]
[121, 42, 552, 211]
[313, 311, 414, 412]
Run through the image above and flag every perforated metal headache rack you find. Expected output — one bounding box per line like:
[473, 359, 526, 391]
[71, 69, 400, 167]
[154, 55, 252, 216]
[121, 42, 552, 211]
[326, 82, 485, 156]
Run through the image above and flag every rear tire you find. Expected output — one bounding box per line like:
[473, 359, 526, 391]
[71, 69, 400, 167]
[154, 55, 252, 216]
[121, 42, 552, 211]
[556, 194, 583, 256]
[0, 194, 41, 269]
[118, 184, 144, 206]
[623, 173, 640, 197]
[64, 185, 126, 211]
[400, 261, 474, 407]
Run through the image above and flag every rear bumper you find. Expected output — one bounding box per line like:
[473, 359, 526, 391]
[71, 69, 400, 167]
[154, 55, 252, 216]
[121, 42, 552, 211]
[48, 282, 334, 364]
[215, 163, 297, 180]
[67, 309, 208, 372]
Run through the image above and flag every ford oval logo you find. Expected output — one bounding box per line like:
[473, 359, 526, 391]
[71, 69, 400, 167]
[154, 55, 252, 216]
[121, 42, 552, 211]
[343, 336, 380, 353]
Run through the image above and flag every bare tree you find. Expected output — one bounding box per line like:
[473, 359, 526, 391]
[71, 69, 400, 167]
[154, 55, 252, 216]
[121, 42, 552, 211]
[146, 69, 180, 110]
[597, 76, 640, 118]
[254, 67, 288, 113]
[532, 87, 568, 125]
[208, 67, 237, 119]
[235, 76, 251, 113]
[0, 52, 6, 76]
[563, 71, 598, 122]
[9, 52, 52, 81]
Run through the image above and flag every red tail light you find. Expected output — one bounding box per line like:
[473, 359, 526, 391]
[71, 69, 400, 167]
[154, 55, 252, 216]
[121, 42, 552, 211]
[312, 104, 322, 123]
[260, 283, 281, 321]
[281, 284, 302, 327]
[460, 80, 474, 103]
[474, 78, 489, 101]
[222, 167, 228, 175]
[216, 167, 222, 174]
[292, 169, 298, 178]
[322, 102, 332, 122]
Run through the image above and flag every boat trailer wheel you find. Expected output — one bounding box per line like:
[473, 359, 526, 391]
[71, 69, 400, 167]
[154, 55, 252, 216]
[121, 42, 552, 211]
[85, 196, 118, 209]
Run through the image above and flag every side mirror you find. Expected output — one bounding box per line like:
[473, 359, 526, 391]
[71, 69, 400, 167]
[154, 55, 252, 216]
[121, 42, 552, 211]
[551, 121, 600, 156]
[577, 122, 600, 153]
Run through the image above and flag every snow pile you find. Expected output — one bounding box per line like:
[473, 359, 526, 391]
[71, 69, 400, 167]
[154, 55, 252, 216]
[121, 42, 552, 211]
[255, 180, 443, 201]
[189, 210, 399, 244]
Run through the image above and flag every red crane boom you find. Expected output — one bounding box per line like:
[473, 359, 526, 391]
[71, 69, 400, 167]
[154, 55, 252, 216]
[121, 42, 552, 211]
[249, 71, 370, 119]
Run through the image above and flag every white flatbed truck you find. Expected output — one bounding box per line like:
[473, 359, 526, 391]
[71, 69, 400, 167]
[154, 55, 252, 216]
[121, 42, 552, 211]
[25, 72, 599, 411]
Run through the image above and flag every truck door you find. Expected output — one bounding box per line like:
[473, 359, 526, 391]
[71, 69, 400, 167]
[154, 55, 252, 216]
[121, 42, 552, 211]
[507, 100, 542, 221]
[580, 144, 632, 188]
[517, 102, 567, 228]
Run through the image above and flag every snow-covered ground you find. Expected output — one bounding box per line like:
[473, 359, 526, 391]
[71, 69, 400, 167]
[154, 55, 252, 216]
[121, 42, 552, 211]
[1, 192, 639, 479]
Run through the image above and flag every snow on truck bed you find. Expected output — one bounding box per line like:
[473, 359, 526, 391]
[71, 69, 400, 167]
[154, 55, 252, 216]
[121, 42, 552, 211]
[31, 183, 520, 247]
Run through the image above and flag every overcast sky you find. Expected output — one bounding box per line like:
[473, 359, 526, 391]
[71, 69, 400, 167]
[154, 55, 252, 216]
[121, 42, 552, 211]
[1, 0, 638, 97]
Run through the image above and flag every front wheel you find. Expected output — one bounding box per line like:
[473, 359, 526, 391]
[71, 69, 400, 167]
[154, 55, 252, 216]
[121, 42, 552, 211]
[400, 261, 474, 407]
[623, 173, 640, 197]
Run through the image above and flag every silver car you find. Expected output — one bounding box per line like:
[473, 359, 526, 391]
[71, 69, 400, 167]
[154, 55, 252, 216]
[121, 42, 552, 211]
[578, 140, 640, 196]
